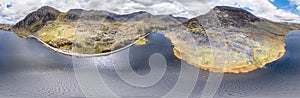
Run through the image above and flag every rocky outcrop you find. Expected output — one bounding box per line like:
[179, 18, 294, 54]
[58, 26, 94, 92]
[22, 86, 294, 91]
[48, 38, 72, 48]
[213, 6, 261, 26]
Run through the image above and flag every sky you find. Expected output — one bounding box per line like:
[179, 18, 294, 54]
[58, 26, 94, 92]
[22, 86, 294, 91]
[0, 0, 299, 24]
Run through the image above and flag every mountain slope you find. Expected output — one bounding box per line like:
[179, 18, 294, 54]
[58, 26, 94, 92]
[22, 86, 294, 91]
[166, 6, 300, 73]
[13, 6, 187, 54]
[13, 6, 61, 36]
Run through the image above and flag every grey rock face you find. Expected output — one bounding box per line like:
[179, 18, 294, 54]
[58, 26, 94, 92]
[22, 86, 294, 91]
[13, 6, 61, 33]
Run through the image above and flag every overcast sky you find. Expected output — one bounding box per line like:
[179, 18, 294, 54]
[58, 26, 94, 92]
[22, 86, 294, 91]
[0, 0, 300, 24]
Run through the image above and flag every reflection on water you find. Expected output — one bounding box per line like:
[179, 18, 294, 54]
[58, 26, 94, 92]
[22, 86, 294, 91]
[271, 30, 300, 72]
[0, 31, 83, 97]
[0, 30, 300, 97]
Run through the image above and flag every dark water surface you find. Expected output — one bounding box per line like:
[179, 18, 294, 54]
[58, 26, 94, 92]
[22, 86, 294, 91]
[1, 30, 300, 97]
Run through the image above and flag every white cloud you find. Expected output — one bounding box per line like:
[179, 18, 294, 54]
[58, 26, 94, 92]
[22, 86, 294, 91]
[269, 0, 275, 2]
[289, 0, 300, 5]
[115, 1, 194, 18]
[290, 0, 300, 15]
[0, 0, 299, 24]
[206, 0, 300, 23]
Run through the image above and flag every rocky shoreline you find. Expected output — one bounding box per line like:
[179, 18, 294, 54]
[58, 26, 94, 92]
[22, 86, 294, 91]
[0, 24, 12, 31]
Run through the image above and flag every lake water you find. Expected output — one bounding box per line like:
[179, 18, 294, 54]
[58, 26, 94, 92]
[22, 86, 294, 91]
[1, 30, 300, 97]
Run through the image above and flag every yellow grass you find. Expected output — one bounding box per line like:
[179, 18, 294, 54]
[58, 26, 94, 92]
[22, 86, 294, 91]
[135, 38, 148, 45]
